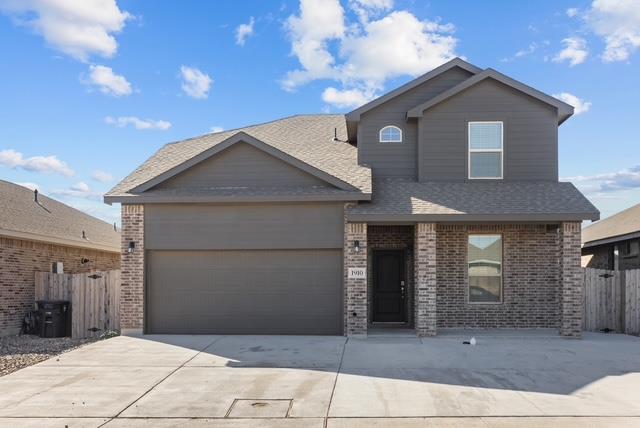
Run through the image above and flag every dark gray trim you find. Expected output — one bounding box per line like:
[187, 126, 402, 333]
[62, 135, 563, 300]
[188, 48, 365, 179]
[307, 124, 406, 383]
[131, 132, 358, 193]
[346, 58, 481, 122]
[406, 69, 574, 124]
[347, 212, 600, 223]
[583, 231, 640, 249]
[104, 192, 370, 204]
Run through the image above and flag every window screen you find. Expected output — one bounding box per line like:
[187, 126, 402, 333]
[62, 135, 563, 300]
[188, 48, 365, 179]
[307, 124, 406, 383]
[469, 122, 503, 178]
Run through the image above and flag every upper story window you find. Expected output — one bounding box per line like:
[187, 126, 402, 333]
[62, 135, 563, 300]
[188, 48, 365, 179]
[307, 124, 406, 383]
[379, 125, 403, 143]
[468, 121, 503, 179]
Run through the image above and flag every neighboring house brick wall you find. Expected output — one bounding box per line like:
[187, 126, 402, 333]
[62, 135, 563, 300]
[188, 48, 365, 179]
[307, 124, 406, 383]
[0, 236, 119, 336]
[121, 204, 144, 333]
[560, 222, 583, 337]
[367, 225, 414, 327]
[345, 221, 367, 337]
[436, 224, 561, 328]
[415, 223, 437, 336]
[582, 245, 611, 270]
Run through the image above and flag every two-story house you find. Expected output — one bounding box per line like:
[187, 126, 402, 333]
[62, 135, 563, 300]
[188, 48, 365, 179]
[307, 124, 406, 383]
[106, 58, 599, 338]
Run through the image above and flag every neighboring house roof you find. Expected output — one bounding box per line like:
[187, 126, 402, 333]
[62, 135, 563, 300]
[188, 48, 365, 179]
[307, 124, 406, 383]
[106, 114, 372, 203]
[406, 68, 574, 124]
[582, 203, 640, 248]
[346, 178, 599, 222]
[0, 180, 120, 252]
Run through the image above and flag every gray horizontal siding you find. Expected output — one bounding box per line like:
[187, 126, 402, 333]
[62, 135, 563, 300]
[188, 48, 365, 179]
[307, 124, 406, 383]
[145, 203, 344, 250]
[155, 142, 330, 190]
[358, 66, 473, 178]
[420, 79, 558, 181]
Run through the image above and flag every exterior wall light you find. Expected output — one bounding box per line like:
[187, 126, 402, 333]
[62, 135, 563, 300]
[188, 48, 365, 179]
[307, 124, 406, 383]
[354, 240, 360, 252]
[127, 241, 136, 253]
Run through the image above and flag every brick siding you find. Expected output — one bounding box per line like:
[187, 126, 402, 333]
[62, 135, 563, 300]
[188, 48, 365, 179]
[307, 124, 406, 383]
[436, 224, 561, 329]
[0, 236, 120, 336]
[121, 204, 144, 332]
[415, 223, 437, 336]
[345, 222, 367, 337]
[560, 222, 583, 337]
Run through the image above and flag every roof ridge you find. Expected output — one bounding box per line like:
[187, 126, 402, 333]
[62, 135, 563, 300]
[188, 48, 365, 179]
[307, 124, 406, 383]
[165, 113, 345, 147]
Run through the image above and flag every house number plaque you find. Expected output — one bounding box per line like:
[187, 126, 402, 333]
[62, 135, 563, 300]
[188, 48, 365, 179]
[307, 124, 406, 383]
[348, 267, 366, 279]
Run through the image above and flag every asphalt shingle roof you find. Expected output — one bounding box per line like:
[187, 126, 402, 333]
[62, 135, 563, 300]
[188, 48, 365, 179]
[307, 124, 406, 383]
[347, 178, 599, 221]
[107, 114, 371, 197]
[582, 203, 640, 245]
[0, 180, 120, 251]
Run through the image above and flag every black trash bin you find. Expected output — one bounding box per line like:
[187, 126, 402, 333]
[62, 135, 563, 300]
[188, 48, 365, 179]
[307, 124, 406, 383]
[36, 300, 70, 338]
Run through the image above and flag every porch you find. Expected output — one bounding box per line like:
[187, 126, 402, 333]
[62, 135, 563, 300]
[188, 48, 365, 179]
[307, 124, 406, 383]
[344, 222, 583, 338]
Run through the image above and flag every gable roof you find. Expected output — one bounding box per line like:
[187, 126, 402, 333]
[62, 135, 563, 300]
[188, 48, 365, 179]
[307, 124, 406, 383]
[582, 203, 640, 247]
[106, 114, 372, 203]
[346, 58, 482, 122]
[0, 180, 120, 252]
[406, 68, 574, 124]
[131, 132, 357, 193]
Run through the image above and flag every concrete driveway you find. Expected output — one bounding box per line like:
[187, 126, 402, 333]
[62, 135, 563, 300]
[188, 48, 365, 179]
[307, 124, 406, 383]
[0, 331, 639, 427]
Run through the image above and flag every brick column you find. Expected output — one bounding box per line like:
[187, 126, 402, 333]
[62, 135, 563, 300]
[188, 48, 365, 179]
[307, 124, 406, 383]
[345, 222, 367, 337]
[121, 204, 144, 335]
[560, 221, 582, 338]
[414, 223, 437, 337]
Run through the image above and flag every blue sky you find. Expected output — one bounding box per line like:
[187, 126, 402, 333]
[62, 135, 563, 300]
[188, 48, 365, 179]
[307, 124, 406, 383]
[0, 0, 639, 225]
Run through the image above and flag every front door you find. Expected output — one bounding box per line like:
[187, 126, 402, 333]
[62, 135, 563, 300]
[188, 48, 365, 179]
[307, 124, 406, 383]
[373, 250, 406, 323]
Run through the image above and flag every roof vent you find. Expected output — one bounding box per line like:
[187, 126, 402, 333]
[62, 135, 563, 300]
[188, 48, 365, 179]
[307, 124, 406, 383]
[34, 189, 38, 202]
[82, 230, 88, 240]
[332, 127, 347, 143]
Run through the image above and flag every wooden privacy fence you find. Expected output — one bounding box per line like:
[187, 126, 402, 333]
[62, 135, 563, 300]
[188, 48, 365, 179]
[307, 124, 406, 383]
[583, 268, 640, 335]
[35, 270, 120, 339]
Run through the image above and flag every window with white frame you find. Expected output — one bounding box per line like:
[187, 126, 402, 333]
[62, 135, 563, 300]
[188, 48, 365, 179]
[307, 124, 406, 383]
[468, 234, 502, 303]
[468, 121, 503, 179]
[379, 125, 402, 143]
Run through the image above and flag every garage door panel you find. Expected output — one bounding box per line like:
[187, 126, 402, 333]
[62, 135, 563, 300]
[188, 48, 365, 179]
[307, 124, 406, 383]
[147, 249, 342, 335]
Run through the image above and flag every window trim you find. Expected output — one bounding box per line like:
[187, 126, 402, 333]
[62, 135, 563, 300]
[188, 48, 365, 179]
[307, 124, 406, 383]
[379, 125, 403, 143]
[468, 121, 504, 180]
[467, 233, 503, 305]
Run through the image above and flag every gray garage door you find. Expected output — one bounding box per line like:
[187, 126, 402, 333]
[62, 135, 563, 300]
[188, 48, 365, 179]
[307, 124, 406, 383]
[146, 249, 343, 335]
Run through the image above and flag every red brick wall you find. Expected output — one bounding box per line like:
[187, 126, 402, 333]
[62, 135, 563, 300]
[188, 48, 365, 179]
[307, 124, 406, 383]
[120, 204, 144, 332]
[0, 236, 120, 336]
[436, 224, 561, 329]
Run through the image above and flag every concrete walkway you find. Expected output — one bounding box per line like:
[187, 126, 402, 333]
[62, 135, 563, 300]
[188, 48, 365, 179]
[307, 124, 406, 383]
[0, 331, 639, 427]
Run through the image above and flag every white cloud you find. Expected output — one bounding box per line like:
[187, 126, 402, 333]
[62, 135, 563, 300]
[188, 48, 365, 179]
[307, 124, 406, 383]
[282, 0, 457, 105]
[105, 116, 171, 130]
[322, 86, 373, 108]
[585, 0, 640, 62]
[0, 0, 131, 62]
[17, 182, 40, 191]
[553, 37, 589, 66]
[501, 42, 538, 62]
[553, 92, 592, 115]
[235, 16, 255, 46]
[566, 165, 640, 193]
[282, 0, 346, 90]
[52, 181, 102, 200]
[349, 0, 394, 23]
[210, 126, 224, 133]
[180, 66, 213, 99]
[91, 170, 113, 182]
[85, 65, 132, 96]
[566, 8, 579, 18]
[0, 149, 74, 176]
